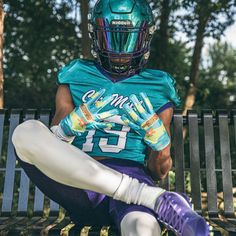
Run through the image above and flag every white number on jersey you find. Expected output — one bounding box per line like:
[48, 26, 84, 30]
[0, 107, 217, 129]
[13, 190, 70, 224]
[82, 126, 130, 153]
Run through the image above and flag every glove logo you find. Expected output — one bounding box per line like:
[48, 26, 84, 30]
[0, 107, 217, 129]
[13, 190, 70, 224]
[80, 104, 93, 121]
[110, 20, 132, 26]
[141, 114, 158, 129]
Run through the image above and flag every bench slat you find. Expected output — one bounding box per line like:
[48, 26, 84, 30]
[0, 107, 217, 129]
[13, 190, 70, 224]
[209, 218, 236, 233]
[0, 216, 26, 232]
[202, 110, 218, 216]
[233, 110, 236, 162]
[17, 110, 36, 214]
[0, 109, 235, 235]
[5, 216, 59, 235]
[41, 216, 72, 235]
[173, 111, 185, 193]
[38, 110, 59, 214]
[23, 216, 58, 234]
[218, 111, 234, 217]
[2, 109, 21, 214]
[5, 216, 43, 235]
[32, 111, 46, 214]
[188, 111, 202, 213]
[33, 187, 45, 215]
[0, 110, 6, 159]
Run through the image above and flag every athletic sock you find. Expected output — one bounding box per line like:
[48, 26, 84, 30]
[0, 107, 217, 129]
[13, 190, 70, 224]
[113, 174, 165, 210]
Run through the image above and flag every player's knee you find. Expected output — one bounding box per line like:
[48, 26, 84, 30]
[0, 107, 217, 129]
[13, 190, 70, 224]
[120, 211, 161, 236]
[12, 120, 45, 152]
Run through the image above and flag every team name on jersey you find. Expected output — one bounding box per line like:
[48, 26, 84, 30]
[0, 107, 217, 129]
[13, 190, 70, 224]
[82, 90, 134, 109]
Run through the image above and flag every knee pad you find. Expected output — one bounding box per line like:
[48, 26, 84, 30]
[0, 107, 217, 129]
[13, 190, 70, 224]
[12, 120, 44, 144]
[120, 211, 161, 236]
[12, 120, 47, 164]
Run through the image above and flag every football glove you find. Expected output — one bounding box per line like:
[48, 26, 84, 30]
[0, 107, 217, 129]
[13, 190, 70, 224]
[60, 89, 118, 136]
[121, 93, 170, 151]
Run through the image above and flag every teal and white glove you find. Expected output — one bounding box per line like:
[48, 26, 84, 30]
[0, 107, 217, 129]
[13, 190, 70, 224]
[121, 93, 170, 151]
[60, 89, 118, 136]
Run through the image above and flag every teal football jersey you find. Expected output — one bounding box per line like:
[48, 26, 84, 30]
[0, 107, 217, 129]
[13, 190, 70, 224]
[57, 59, 181, 164]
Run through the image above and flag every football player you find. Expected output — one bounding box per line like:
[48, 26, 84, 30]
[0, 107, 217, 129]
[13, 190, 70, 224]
[12, 0, 209, 235]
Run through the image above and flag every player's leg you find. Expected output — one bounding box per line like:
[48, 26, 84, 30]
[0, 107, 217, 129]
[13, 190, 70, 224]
[107, 159, 161, 236]
[12, 120, 124, 196]
[12, 120, 209, 236]
[120, 211, 161, 236]
[16, 156, 111, 226]
[12, 119, 164, 203]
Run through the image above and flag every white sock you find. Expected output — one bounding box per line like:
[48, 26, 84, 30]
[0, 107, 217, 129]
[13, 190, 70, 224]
[113, 174, 165, 210]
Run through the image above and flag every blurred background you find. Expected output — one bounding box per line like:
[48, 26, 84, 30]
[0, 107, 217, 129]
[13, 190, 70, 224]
[0, 1, 235, 233]
[1, 0, 236, 112]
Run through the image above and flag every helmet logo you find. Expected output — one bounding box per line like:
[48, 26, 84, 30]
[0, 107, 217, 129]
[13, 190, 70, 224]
[88, 23, 93, 33]
[149, 25, 156, 35]
[110, 20, 132, 26]
[144, 52, 150, 60]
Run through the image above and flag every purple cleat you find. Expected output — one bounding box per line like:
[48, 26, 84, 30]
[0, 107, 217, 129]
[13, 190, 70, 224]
[154, 191, 209, 236]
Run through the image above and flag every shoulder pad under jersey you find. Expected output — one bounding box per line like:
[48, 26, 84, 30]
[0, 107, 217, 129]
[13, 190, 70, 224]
[57, 59, 95, 85]
[141, 69, 181, 107]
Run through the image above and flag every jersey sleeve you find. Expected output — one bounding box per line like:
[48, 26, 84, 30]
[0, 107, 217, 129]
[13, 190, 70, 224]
[57, 59, 79, 85]
[163, 73, 181, 108]
[157, 102, 174, 114]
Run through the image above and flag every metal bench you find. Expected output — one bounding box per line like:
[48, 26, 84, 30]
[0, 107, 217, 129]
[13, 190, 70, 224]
[0, 109, 235, 235]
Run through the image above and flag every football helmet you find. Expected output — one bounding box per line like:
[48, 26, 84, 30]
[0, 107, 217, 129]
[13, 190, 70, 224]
[89, 0, 155, 77]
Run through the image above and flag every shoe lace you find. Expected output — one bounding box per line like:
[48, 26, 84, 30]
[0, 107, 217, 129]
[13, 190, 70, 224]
[156, 194, 190, 235]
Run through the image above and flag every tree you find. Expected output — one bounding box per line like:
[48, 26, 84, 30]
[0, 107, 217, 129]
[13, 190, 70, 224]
[148, 0, 182, 70]
[148, 0, 191, 101]
[79, 0, 92, 59]
[180, 0, 236, 114]
[4, 0, 81, 109]
[0, 0, 5, 108]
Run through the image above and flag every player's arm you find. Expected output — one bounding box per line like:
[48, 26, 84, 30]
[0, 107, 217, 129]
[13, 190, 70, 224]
[147, 107, 173, 180]
[121, 94, 173, 180]
[50, 86, 118, 141]
[51, 85, 74, 126]
[49, 85, 77, 142]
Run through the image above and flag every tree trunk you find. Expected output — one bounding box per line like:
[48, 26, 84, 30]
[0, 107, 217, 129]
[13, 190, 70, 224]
[155, 0, 171, 70]
[0, 1, 5, 108]
[183, 15, 209, 115]
[79, 0, 92, 59]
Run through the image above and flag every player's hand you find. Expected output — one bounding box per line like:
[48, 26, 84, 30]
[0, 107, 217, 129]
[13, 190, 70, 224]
[60, 89, 118, 136]
[121, 93, 170, 151]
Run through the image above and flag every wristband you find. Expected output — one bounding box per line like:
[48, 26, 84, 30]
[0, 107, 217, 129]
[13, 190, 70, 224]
[50, 125, 75, 143]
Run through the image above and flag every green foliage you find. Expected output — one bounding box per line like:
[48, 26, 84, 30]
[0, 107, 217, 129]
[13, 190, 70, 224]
[196, 42, 236, 109]
[2, 0, 236, 111]
[4, 0, 81, 109]
[147, 0, 191, 106]
[148, 39, 191, 103]
[179, 0, 236, 40]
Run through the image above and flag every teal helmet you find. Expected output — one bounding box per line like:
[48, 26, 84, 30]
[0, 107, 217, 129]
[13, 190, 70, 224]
[89, 0, 155, 77]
